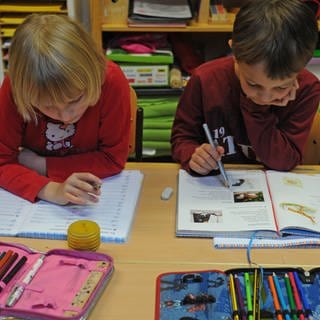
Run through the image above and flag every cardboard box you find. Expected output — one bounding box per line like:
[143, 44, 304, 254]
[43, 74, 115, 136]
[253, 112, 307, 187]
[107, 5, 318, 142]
[120, 65, 169, 87]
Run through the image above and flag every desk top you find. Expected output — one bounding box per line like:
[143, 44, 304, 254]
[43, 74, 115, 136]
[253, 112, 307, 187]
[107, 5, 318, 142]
[2, 162, 320, 319]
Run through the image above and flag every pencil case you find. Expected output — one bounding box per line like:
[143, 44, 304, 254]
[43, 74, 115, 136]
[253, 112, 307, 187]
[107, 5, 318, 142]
[0, 241, 114, 320]
[155, 266, 320, 320]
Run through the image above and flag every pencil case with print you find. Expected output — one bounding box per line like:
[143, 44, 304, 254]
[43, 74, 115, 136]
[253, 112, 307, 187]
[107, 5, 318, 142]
[0, 241, 114, 320]
[155, 267, 320, 320]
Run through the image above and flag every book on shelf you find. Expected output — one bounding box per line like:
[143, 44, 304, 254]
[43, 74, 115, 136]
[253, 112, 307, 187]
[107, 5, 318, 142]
[128, 0, 193, 23]
[127, 18, 187, 28]
[0, 170, 143, 243]
[106, 48, 174, 64]
[176, 169, 320, 239]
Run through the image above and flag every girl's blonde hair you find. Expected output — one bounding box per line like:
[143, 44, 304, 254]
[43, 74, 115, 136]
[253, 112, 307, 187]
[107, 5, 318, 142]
[9, 14, 106, 121]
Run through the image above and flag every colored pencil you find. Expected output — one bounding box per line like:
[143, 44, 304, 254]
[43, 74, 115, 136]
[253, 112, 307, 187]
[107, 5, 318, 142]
[284, 274, 298, 320]
[268, 274, 283, 320]
[288, 272, 305, 320]
[229, 273, 240, 320]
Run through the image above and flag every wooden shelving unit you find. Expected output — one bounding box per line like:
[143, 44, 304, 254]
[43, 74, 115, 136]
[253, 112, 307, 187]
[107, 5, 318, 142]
[0, 0, 77, 83]
[89, 0, 234, 49]
[88, 0, 235, 160]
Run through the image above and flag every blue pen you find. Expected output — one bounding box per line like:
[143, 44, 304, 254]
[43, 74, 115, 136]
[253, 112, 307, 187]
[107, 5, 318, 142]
[273, 273, 291, 320]
[293, 272, 313, 320]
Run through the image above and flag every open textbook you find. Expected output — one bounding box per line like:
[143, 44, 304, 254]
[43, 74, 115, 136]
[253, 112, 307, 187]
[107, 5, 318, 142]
[176, 169, 320, 239]
[0, 170, 143, 243]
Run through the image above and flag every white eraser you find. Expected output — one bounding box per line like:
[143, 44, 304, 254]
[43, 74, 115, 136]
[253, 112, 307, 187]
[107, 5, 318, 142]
[161, 187, 174, 200]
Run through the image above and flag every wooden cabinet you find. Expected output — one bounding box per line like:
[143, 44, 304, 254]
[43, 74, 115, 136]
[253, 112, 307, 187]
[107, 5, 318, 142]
[0, 0, 78, 83]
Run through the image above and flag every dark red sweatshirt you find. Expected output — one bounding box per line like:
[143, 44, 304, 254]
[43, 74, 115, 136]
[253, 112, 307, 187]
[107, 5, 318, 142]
[0, 61, 131, 202]
[171, 56, 320, 172]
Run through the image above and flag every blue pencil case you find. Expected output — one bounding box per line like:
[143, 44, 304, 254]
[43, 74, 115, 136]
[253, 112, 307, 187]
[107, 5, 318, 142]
[155, 267, 320, 320]
[0, 241, 114, 320]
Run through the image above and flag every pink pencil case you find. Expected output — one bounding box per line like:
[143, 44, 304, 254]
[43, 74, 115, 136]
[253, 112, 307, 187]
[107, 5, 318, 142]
[0, 241, 114, 320]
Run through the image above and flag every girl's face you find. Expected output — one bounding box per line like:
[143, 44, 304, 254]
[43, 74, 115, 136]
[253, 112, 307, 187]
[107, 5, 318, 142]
[35, 93, 89, 124]
[234, 60, 298, 106]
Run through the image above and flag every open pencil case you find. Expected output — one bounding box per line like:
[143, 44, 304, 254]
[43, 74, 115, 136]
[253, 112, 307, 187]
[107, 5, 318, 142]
[155, 266, 320, 320]
[0, 241, 114, 320]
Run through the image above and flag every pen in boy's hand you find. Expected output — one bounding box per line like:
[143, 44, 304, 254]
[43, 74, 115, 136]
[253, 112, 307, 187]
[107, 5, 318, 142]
[202, 123, 230, 188]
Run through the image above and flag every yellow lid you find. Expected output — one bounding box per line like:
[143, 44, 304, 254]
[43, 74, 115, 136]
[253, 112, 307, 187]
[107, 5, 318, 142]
[67, 220, 101, 251]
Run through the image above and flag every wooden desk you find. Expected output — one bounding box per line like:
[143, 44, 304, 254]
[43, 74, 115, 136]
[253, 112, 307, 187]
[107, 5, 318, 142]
[2, 163, 320, 319]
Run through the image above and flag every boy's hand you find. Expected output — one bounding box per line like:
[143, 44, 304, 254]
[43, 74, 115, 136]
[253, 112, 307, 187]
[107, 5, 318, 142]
[272, 79, 299, 107]
[189, 143, 224, 175]
[38, 172, 102, 205]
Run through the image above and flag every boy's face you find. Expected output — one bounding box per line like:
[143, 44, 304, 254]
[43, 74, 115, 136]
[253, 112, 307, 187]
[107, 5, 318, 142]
[35, 93, 89, 124]
[234, 60, 299, 106]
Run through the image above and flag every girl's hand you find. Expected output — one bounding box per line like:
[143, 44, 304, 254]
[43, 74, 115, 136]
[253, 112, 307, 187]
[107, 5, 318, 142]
[189, 143, 224, 175]
[38, 172, 102, 205]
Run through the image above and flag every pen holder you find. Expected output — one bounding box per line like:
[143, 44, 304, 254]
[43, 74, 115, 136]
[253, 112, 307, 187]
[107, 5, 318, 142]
[0, 241, 114, 320]
[156, 267, 319, 320]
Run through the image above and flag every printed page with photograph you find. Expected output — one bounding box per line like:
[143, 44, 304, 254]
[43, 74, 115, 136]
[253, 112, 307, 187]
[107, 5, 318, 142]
[176, 169, 277, 238]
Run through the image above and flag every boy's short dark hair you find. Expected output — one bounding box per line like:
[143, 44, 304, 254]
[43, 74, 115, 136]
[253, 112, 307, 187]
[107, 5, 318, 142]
[232, 0, 319, 79]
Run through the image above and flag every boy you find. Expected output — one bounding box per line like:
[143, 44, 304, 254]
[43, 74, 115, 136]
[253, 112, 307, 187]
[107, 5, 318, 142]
[171, 0, 320, 174]
[0, 14, 131, 205]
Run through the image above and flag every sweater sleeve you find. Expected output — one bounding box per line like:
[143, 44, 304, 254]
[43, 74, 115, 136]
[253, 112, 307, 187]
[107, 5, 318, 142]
[240, 72, 320, 171]
[171, 74, 206, 172]
[0, 77, 51, 202]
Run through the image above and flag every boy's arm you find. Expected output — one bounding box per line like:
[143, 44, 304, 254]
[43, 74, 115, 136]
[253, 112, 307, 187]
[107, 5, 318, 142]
[241, 75, 320, 171]
[171, 75, 206, 172]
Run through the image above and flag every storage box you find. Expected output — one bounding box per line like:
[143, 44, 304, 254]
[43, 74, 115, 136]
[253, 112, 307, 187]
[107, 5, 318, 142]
[120, 65, 169, 87]
[102, 0, 128, 25]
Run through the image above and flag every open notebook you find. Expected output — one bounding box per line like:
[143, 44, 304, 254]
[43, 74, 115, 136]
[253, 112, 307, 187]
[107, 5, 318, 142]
[0, 170, 143, 243]
[176, 169, 320, 240]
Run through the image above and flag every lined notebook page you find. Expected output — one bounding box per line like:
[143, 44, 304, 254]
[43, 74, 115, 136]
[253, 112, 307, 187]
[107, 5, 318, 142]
[0, 170, 143, 243]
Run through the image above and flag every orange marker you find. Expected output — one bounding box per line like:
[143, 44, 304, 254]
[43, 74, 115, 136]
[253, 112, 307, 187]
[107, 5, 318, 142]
[0, 250, 13, 271]
[268, 275, 283, 320]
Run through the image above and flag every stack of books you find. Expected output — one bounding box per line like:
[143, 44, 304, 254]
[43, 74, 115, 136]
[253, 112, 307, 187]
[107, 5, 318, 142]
[128, 0, 193, 27]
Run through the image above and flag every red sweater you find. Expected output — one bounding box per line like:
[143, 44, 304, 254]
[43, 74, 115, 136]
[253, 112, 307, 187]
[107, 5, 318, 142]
[0, 60, 131, 202]
[171, 56, 320, 172]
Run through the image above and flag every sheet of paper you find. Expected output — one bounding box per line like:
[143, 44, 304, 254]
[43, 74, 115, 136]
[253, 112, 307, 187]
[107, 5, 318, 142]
[0, 189, 29, 236]
[176, 169, 277, 237]
[266, 171, 320, 235]
[0, 170, 143, 243]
